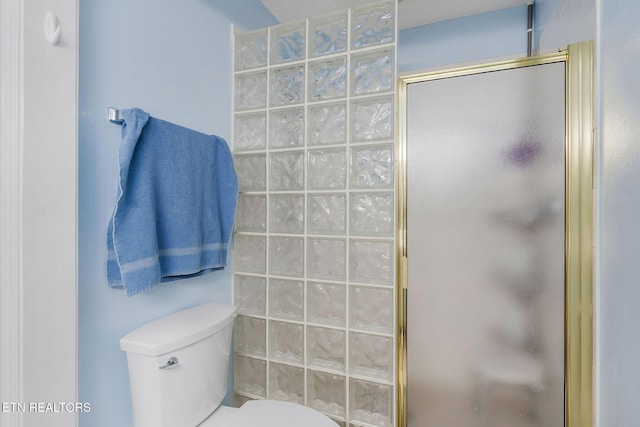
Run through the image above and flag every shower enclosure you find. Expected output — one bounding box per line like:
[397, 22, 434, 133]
[397, 43, 594, 427]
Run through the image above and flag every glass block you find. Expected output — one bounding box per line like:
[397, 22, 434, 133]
[350, 144, 393, 189]
[269, 320, 304, 364]
[351, 47, 395, 96]
[235, 29, 268, 71]
[307, 326, 346, 372]
[270, 65, 305, 106]
[349, 239, 393, 285]
[269, 236, 304, 278]
[269, 362, 304, 404]
[307, 282, 346, 327]
[234, 275, 266, 316]
[308, 102, 347, 146]
[269, 107, 304, 149]
[351, 1, 395, 50]
[308, 370, 346, 418]
[308, 56, 347, 102]
[308, 194, 346, 235]
[349, 378, 393, 427]
[271, 20, 306, 64]
[270, 194, 304, 234]
[234, 234, 266, 274]
[309, 11, 348, 57]
[351, 96, 393, 142]
[307, 238, 346, 281]
[236, 195, 266, 232]
[308, 148, 346, 190]
[270, 151, 304, 191]
[235, 70, 267, 111]
[350, 286, 393, 334]
[234, 355, 266, 398]
[350, 192, 393, 236]
[234, 315, 266, 357]
[234, 112, 266, 151]
[269, 279, 304, 321]
[350, 332, 393, 381]
[235, 154, 266, 191]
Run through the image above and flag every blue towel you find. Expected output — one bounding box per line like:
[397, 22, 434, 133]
[107, 108, 238, 296]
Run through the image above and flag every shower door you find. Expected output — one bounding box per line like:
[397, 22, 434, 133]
[397, 45, 593, 427]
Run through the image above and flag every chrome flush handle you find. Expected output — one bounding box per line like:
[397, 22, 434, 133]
[159, 356, 178, 370]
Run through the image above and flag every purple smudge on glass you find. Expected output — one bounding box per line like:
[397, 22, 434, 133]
[508, 140, 541, 167]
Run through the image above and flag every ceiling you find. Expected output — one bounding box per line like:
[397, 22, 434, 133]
[260, 0, 530, 30]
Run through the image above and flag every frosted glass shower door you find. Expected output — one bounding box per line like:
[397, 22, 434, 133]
[405, 61, 566, 427]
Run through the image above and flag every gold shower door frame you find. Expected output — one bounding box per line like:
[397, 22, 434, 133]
[395, 41, 594, 427]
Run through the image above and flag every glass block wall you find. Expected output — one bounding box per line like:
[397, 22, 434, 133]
[232, 2, 397, 426]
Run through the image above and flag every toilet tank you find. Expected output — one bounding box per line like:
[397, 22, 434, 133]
[120, 303, 237, 427]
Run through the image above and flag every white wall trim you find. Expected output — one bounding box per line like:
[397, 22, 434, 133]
[0, 0, 25, 425]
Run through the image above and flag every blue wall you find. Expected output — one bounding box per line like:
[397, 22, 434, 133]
[535, 0, 595, 52]
[598, 0, 640, 424]
[396, 0, 579, 74]
[78, 1, 275, 426]
[78, 0, 600, 425]
[398, 5, 529, 73]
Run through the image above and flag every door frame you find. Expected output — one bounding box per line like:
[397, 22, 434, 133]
[396, 41, 594, 427]
[1, 1, 79, 426]
[1, 1, 26, 423]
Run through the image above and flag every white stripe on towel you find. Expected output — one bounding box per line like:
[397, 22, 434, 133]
[118, 243, 227, 274]
[159, 243, 227, 257]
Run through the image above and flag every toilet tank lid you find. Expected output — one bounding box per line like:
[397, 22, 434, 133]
[120, 303, 237, 356]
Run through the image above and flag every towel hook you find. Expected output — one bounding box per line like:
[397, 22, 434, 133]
[108, 107, 124, 125]
[44, 12, 61, 46]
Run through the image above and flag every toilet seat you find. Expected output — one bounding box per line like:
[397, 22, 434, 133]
[201, 400, 338, 427]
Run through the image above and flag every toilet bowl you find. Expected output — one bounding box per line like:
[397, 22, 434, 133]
[120, 302, 338, 427]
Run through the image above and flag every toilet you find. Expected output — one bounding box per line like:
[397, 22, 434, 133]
[120, 302, 338, 427]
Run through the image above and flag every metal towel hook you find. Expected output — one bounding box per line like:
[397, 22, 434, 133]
[107, 107, 124, 125]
